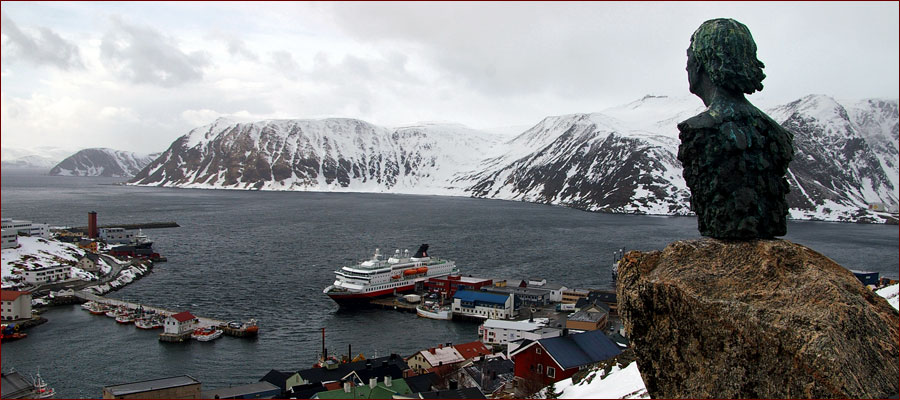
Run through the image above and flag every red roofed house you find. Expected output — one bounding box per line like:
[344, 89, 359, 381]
[164, 311, 197, 335]
[1, 290, 32, 321]
[453, 341, 492, 361]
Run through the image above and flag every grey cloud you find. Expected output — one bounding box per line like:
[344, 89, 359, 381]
[1, 11, 83, 69]
[269, 50, 301, 79]
[208, 32, 258, 61]
[101, 17, 209, 87]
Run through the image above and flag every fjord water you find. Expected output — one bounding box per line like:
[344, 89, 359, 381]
[2, 170, 897, 398]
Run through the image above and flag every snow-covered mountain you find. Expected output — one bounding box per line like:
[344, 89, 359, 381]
[129, 118, 503, 194]
[129, 95, 899, 223]
[49, 148, 159, 177]
[1, 146, 74, 170]
[458, 94, 898, 222]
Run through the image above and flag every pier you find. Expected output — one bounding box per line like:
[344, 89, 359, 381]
[68, 221, 180, 233]
[74, 291, 258, 340]
[368, 297, 419, 313]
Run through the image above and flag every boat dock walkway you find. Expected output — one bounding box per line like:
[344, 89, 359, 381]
[75, 291, 225, 329]
[368, 297, 418, 313]
[68, 221, 179, 233]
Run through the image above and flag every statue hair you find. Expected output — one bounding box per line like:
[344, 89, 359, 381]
[689, 18, 766, 95]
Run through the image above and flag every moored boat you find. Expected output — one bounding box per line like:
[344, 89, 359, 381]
[220, 319, 258, 337]
[134, 316, 163, 330]
[88, 302, 110, 315]
[115, 310, 134, 324]
[191, 327, 223, 341]
[323, 244, 459, 307]
[416, 303, 453, 320]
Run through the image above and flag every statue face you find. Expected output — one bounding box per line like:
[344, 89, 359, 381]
[686, 49, 701, 96]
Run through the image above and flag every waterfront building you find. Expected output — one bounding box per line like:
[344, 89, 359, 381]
[451, 290, 515, 320]
[0, 218, 50, 239]
[99, 228, 135, 244]
[1, 290, 32, 321]
[478, 318, 561, 346]
[526, 280, 567, 302]
[22, 266, 72, 284]
[313, 377, 413, 399]
[200, 381, 280, 399]
[102, 375, 201, 399]
[509, 329, 622, 387]
[424, 275, 493, 298]
[164, 311, 198, 335]
[1, 229, 18, 249]
[485, 286, 550, 307]
[560, 288, 590, 304]
[407, 344, 465, 374]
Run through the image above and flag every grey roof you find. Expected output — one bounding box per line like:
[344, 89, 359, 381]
[538, 330, 622, 370]
[1, 371, 35, 399]
[201, 381, 280, 399]
[417, 387, 486, 399]
[296, 354, 408, 385]
[487, 286, 549, 296]
[103, 375, 200, 396]
[404, 372, 439, 393]
[462, 358, 514, 394]
[567, 309, 607, 323]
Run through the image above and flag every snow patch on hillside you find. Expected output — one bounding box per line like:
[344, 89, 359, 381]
[1, 236, 85, 288]
[877, 284, 899, 311]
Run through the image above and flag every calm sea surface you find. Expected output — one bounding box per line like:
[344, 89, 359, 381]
[1, 170, 897, 398]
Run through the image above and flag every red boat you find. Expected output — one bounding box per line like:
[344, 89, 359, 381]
[0, 332, 27, 342]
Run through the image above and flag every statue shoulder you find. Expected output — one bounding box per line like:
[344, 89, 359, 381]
[677, 110, 718, 131]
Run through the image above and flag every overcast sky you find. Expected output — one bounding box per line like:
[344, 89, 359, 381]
[2, 1, 898, 154]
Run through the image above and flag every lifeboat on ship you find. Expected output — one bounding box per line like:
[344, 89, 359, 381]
[403, 269, 417, 276]
[416, 267, 428, 274]
[392, 274, 401, 280]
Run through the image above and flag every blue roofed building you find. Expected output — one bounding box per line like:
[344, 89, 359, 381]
[509, 329, 622, 387]
[452, 290, 515, 320]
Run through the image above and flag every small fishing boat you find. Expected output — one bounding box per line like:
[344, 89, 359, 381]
[191, 327, 223, 342]
[32, 372, 55, 398]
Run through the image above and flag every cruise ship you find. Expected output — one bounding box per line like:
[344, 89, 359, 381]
[323, 244, 459, 307]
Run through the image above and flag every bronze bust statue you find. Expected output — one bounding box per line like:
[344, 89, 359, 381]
[677, 19, 794, 239]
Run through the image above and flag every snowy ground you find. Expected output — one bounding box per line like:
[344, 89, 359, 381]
[1, 236, 85, 288]
[551, 362, 648, 399]
[876, 283, 899, 311]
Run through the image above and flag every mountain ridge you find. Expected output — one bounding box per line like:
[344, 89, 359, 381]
[127, 94, 899, 223]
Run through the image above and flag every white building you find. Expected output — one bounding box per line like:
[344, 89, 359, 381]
[1, 290, 33, 321]
[0, 218, 50, 239]
[478, 318, 562, 346]
[1, 229, 18, 249]
[407, 344, 466, 374]
[22, 266, 72, 284]
[165, 311, 198, 335]
[452, 290, 516, 320]
[99, 227, 135, 244]
[527, 281, 567, 303]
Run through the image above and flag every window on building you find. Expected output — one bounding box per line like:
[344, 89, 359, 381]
[536, 347, 541, 355]
[547, 367, 555, 378]
[537, 364, 543, 374]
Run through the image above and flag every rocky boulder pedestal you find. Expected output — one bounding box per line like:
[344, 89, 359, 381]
[617, 238, 899, 398]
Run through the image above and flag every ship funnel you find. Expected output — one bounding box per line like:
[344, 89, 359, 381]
[413, 244, 429, 258]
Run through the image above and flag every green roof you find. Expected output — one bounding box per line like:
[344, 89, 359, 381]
[315, 378, 412, 399]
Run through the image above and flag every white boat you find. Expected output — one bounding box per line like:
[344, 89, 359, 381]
[323, 244, 459, 307]
[32, 372, 55, 398]
[81, 301, 94, 310]
[191, 327, 223, 341]
[416, 303, 453, 320]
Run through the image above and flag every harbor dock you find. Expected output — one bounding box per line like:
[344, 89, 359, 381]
[368, 297, 418, 313]
[68, 221, 180, 233]
[74, 291, 258, 340]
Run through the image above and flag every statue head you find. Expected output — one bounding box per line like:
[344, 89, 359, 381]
[687, 18, 766, 98]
